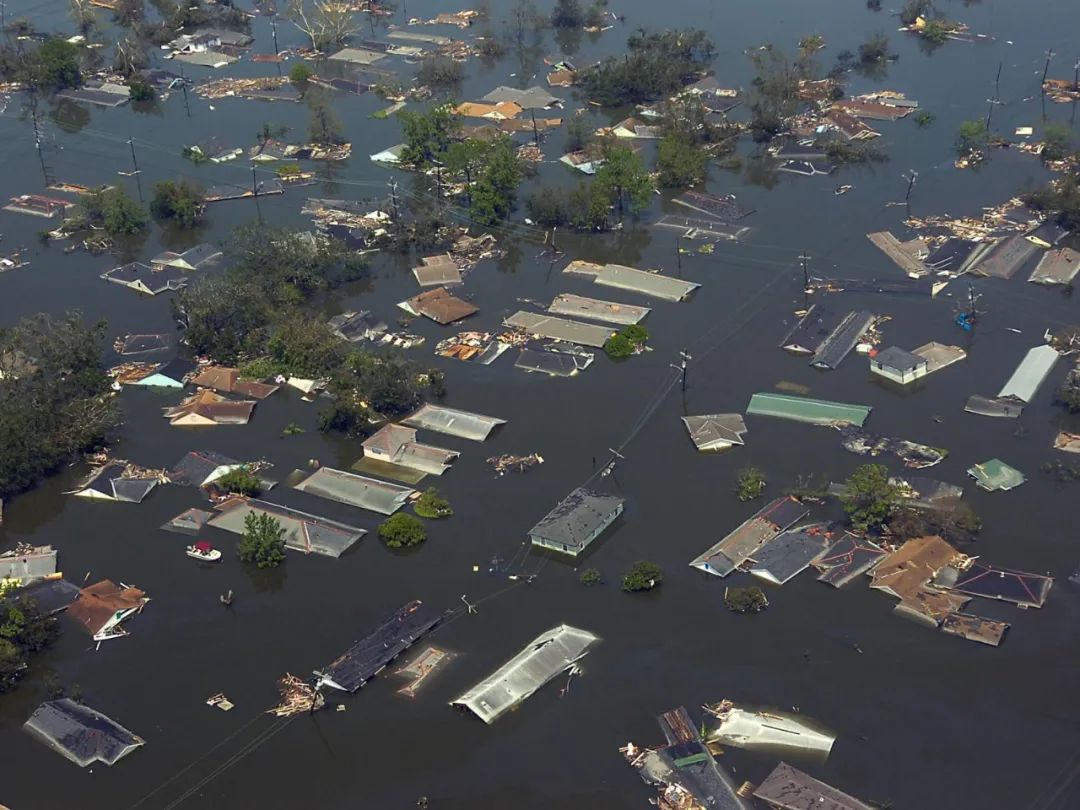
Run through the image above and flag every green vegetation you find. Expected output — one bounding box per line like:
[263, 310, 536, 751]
[468, 137, 525, 225]
[1042, 124, 1074, 162]
[918, 18, 952, 45]
[399, 103, 461, 170]
[416, 56, 464, 91]
[900, 0, 933, 26]
[840, 463, 896, 532]
[1025, 174, 1080, 231]
[281, 422, 305, 437]
[415, 487, 453, 519]
[657, 131, 709, 188]
[579, 28, 715, 106]
[604, 324, 649, 358]
[0, 313, 119, 501]
[525, 182, 610, 231]
[888, 502, 982, 545]
[798, 34, 825, 54]
[595, 145, 654, 218]
[858, 33, 891, 65]
[579, 568, 602, 586]
[150, 180, 205, 229]
[914, 110, 935, 128]
[736, 467, 766, 502]
[216, 466, 263, 497]
[289, 62, 312, 84]
[820, 137, 888, 165]
[307, 92, 345, 145]
[29, 37, 83, 92]
[76, 186, 147, 237]
[724, 586, 769, 614]
[128, 79, 156, 102]
[1057, 368, 1080, 411]
[0, 597, 60, 692]
[747, 44, 800, 142]
[955, 119, 988, 158]
[621, 560, 663, 592]
[238, 512, 287, 569]
[379, 512, 427, 548]
[564, 113, 594, 153]
[551, 0, 585, 28]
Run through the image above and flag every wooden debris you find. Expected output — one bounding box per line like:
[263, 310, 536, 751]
[268, 673, 324, 717]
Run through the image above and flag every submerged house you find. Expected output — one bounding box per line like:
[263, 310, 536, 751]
[294, 467, 415, 515]
[209, 497, 365, 557]
[593, 263, 700, 302]
[399, 287, 478, 325]
[402, 403, 506, 441]
[748, 524, 831, 585]
[690, 497, 809, 577]
[705, 701, 835, 756]
[753, 762, 873, 810]
[503, 311, 615, 348]
[101, 262, 187, 296]
[813, 532, 886, 587]
[163, 389, 256, 426]
[450, 624, 599, 724]
[528, 488, 625, 556]
[24, 699, 144, 768]
[870, 346, 928, 385]
[967, 458, 1025, 492]
[0, 545, 57, 586]
[548, 293, 650, 325]
[681, 414, 748, 451]
[69, 462, 159, 503]
[997, 344, 1060, 404]
[150, 243, 222, 272]
[361, 424, 459, 475]
[868, 535, 967, 626]
[317, 601, 443, 692]
[168, 449, 242, 488]
[189, 366, 279, 399]
[746, 392, 871, 427]
[328, 310, 388, 343]
[67, 580, 148, 641]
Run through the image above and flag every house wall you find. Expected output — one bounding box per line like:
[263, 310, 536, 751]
[870, 363, 927, 385]
[528, 502, 623, 557]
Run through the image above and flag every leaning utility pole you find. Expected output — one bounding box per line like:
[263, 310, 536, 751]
[905, 169, 918, 204]
[1042, 49, 1055, 85]
[127, 138, 143, 201]
[388, 179, 400, 222]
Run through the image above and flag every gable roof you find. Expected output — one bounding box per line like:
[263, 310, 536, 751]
[528, 488, 624, 549]
[682, 414, 748, 450]
[869, 535, 958, 600]
[401, 287, 478, 324]
[67, 580, 147, 637]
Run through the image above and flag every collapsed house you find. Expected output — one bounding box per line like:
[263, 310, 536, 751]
[208, 497, 366, 558]
[690, 497, 809, 577]
[705, 700, 836, 756]
[451, 624, 599, 724]
[317, 601, 443, 692]
[868, 535, 968, 626]
[622, 706, 753, 810]
[515, 347, 594, 376]
[67, 580, 149, 641]
[101, 262, 187, 296]
[328, 310, 389, 343]
[168, 450, 243, 488]
[838, 427, 946, 469]
[69, 461, 160, 503]
[24, 699, 144, 768]
[527, 488, 625, 557]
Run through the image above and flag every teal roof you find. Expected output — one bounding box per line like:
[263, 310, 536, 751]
[967, 458, 1025, 491]
[746, 392, 871, 426]
[131, 373, 184, 388]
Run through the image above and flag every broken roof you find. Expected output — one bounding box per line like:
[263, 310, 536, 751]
[746, 392, 871, 427]
[944, 563, 1052, 608]
[780, 305, 847, 353]
[209, 497, 365, 557]
[971, 235, 1039, 279]
[67, 580, 147, 638]
[294, 467, 415, 515]
[997, 344, 1060, 403]
[0, 545, 57, 584]
[748, 525, 831, 585]
[940, 613, 1010, 647]
[515, 347, 593, 376]
[811, 310, 875, 370]
[101, 262, 187, 295]
[681, 414, 748, 450]
[402, 403, 505, 440]
[189, 367, 278, 399]
[480, 85, 560, 109]
[319, 601, 443, 692]
[72, 463, 158, 503]
[593, 264, 700, 302]
[691, 497, 809, 577]
[548, 293, 650, 325]
[912, 342, 966, 373]
[401, 287, 478, 325]
[967, 458, 1025, 491]
[869, 535, 959, 601]
[169, 449, 240, 487]
[753, 762, 873, 810]
[503, 311, 615, 348]
[163, 389, 256, 426]
[328, 310, 388, 342]
[413, 257, 463, 287]
[528, 488, 624, 551]
[24, 699, 144, 768]
[152, 243, 222, 271]
[1030, 247, 1080, 284]
[814, 532, 886, 587]
[451, 624, 599, 724]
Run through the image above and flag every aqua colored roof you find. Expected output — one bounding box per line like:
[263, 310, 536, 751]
[967, 459, 1025, 491]
[746, 392, 870, 426]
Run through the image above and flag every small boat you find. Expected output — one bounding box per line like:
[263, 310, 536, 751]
[834, 184, 853, 196]
[186, 541, 222, 562]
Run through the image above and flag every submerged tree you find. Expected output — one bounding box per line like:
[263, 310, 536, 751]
[378, 512, 427, 548]
[398, 104, 461, 169]
[657, 131, 709, 188]
[77, 186, 147, 236]
[415, 487, 453, 518]
[307, 91, 345, 145]
[578, 28, 715, 106]
[594, 144, 654, 218]
[286, 0, 360, 52]
[150, 180, 205, 228]
[747, 44, 799, 142]
[622, 560, 663, 592]
[0, 598, 60, 692]
[238, 513, 287, 568]
[840, 463, 897, 532]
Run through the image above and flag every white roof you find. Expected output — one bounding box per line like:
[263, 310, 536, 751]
[997, 344, 1059, 403]
[451, 625, 599, 724]
[402, 403, 506, 441]
[593, 264, 700, 302]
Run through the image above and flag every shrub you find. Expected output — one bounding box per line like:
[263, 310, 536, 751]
[580, 568, 601, 586]
[379, 513, 427, 548]
[128, 79, 155, 101]
[289, 62, 312, 83]
[415, 487, 453, 519]
[216, 466, 262, 496]
[736, 467, 766, 501]
[622, 560, 663, 592]
[724, 585, 769, 613]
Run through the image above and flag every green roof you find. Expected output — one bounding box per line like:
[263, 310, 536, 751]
[746, 392, 871, 426]
[967, 458, 1025, 491]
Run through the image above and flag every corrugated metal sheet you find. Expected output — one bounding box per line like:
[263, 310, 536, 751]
[593, 264, 700, 302]
[997, 344, 1059, 403]
[746, 393, 871, 426]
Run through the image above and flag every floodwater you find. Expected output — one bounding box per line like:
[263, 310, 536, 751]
[2, 1, 1080, 808]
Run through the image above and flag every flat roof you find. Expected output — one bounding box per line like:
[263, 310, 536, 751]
[504, 311, 615, 348]
[753, 761, 873, 810]
[997, 344, 1059, 403]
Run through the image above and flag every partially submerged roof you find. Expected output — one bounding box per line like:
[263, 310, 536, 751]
[209, 497, 365, 557]
[67, 580, 147, 638]
[24, 699, 144, 768]
[911, 342, 966, 373]
[964, 395, 1025, 419]
[318, 601, 443, 692]
[707, 703, 835, 755]
[450, 624, 599, 724]
[943, 563, 1052, 608]
[160, 507, 214, 535]
[548, 293, 650, 325]
[748, 525, 831, 585]
[73, 462, 158, 503]
[780, 305, 847, 353]
[101, 262, 187, 295]
[593, 264, 700, 302]
[940, 613, 1010, 647]
[328, 47, 385, 65]
[515, 347, 594, 376]
[691, 497, 809, 577]
[970, 234, 1038, 279]
[189, 367, 279, 399]
[413, 257, 463, 287]
[402, 403, 506, 440]
[163, 389, 256, 426]
[152, 243, 221, 271]
[10, 578, 80, 614]
[996, 344, 1059, 403]
[169, 450, 241, 487]
[328, 310, 388, 342]
[813, 532, 886, 587]
[0, 545, 57, 584]
[681, 414, 747, 451]
[869, 535, 959, 601]
[967, 458, 1025, 491]
[873, 346, 926, 373]
[294, 467, 415, 515]
[503, 311, 615, 348]
[400, 287, 478, 325]
[528, 488, 624, 551]
[480, 85, 559, 109]
[1030, 247, 1080, 284]
[810, 310, 875, 370]
[746, 392, 871, 427]
[753, 761, 873, 810]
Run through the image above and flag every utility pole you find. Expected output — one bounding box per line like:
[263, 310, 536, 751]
[676, 235, 682, 277]
[672, 349, 691, 392]
[530, 109, 539, 144]
[271, 15, 279, 54]
[127, 138, 143, 201]
[798, 251, 811, 290]
[252, 165, 262, 220]
[388, 179, 400, 222]
[905, 169, 918, 204]
[179, 64, 191, 118]
[1074, 58, 1080, 91]
[1042, 49, 1055, 85]
[31, 96, 49, 186]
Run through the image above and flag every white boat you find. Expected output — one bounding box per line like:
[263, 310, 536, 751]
[186, 542, 222, 562]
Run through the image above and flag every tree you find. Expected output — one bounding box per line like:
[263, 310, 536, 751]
[128, 78, 155, 101]
[604, 332, 634, 358]
[858, 33, 891, 65]
[318, 398, 376, 437]
[216, 466, 262, 496]
[77, 186, 146, 236]
[31, 37, 83, 92]
[0, 597, 61, 692]
[564, 113, 593, 153]
[0, 313, 119, 500]
[888, 502, 982, 545]
[416, 56, 464, 91]
[657, 131, 709, 188]
[286, 0, 359, 52]
[900, 0, 933, 26]
[1057, 368, 1080, 412]
[415, 487, 453, 518]
[150, 180, 205, 228]
[470, 136, 525, 225]
[747, 44, 799, 142]
[622, 560, 663, 592]
[69, 0, 98, 39]
[238, 512, 287, 568]
[1025, 173, 1080, 231]
[289, 61, 312, 84]
[1042, 124, 1074, 162]
[398, 104, 460, 170]
[955, 120, 988, 158]
[579, 568, 601, 586]
[444, 138, 490, 200]
[378, 512, 427, 548]
[307, 92, 344, 145]
[595, 145, 654, 218]
[840, 463, 896, 531]
[550, 0, 584, 28]
[736, 467, 766, 501]
[724, 585, 769, 613]
[578, 28, 715, 106]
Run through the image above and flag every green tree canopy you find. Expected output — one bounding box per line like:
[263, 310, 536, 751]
[415, 487, 453, 518]
[150, 180, 205, 228]
[31, 37, 83, 91]
[238, 512, 287, 568]
[657, 131, 709, 188]
[398, 104, 461, 169]
[622, 560, 663, 592]
[579, 28, 715, 106]
[595, 145, 654, 217]
[378, 512, 427, 548]
[840, 463, 897, 531]
[77, 186, 146, 236]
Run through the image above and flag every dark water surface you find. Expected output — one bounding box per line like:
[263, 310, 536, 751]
[1, 1, 1079, 808]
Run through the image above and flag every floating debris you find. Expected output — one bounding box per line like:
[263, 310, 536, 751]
[268, 673, 324, 717]
[487, 453, 544, 475]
